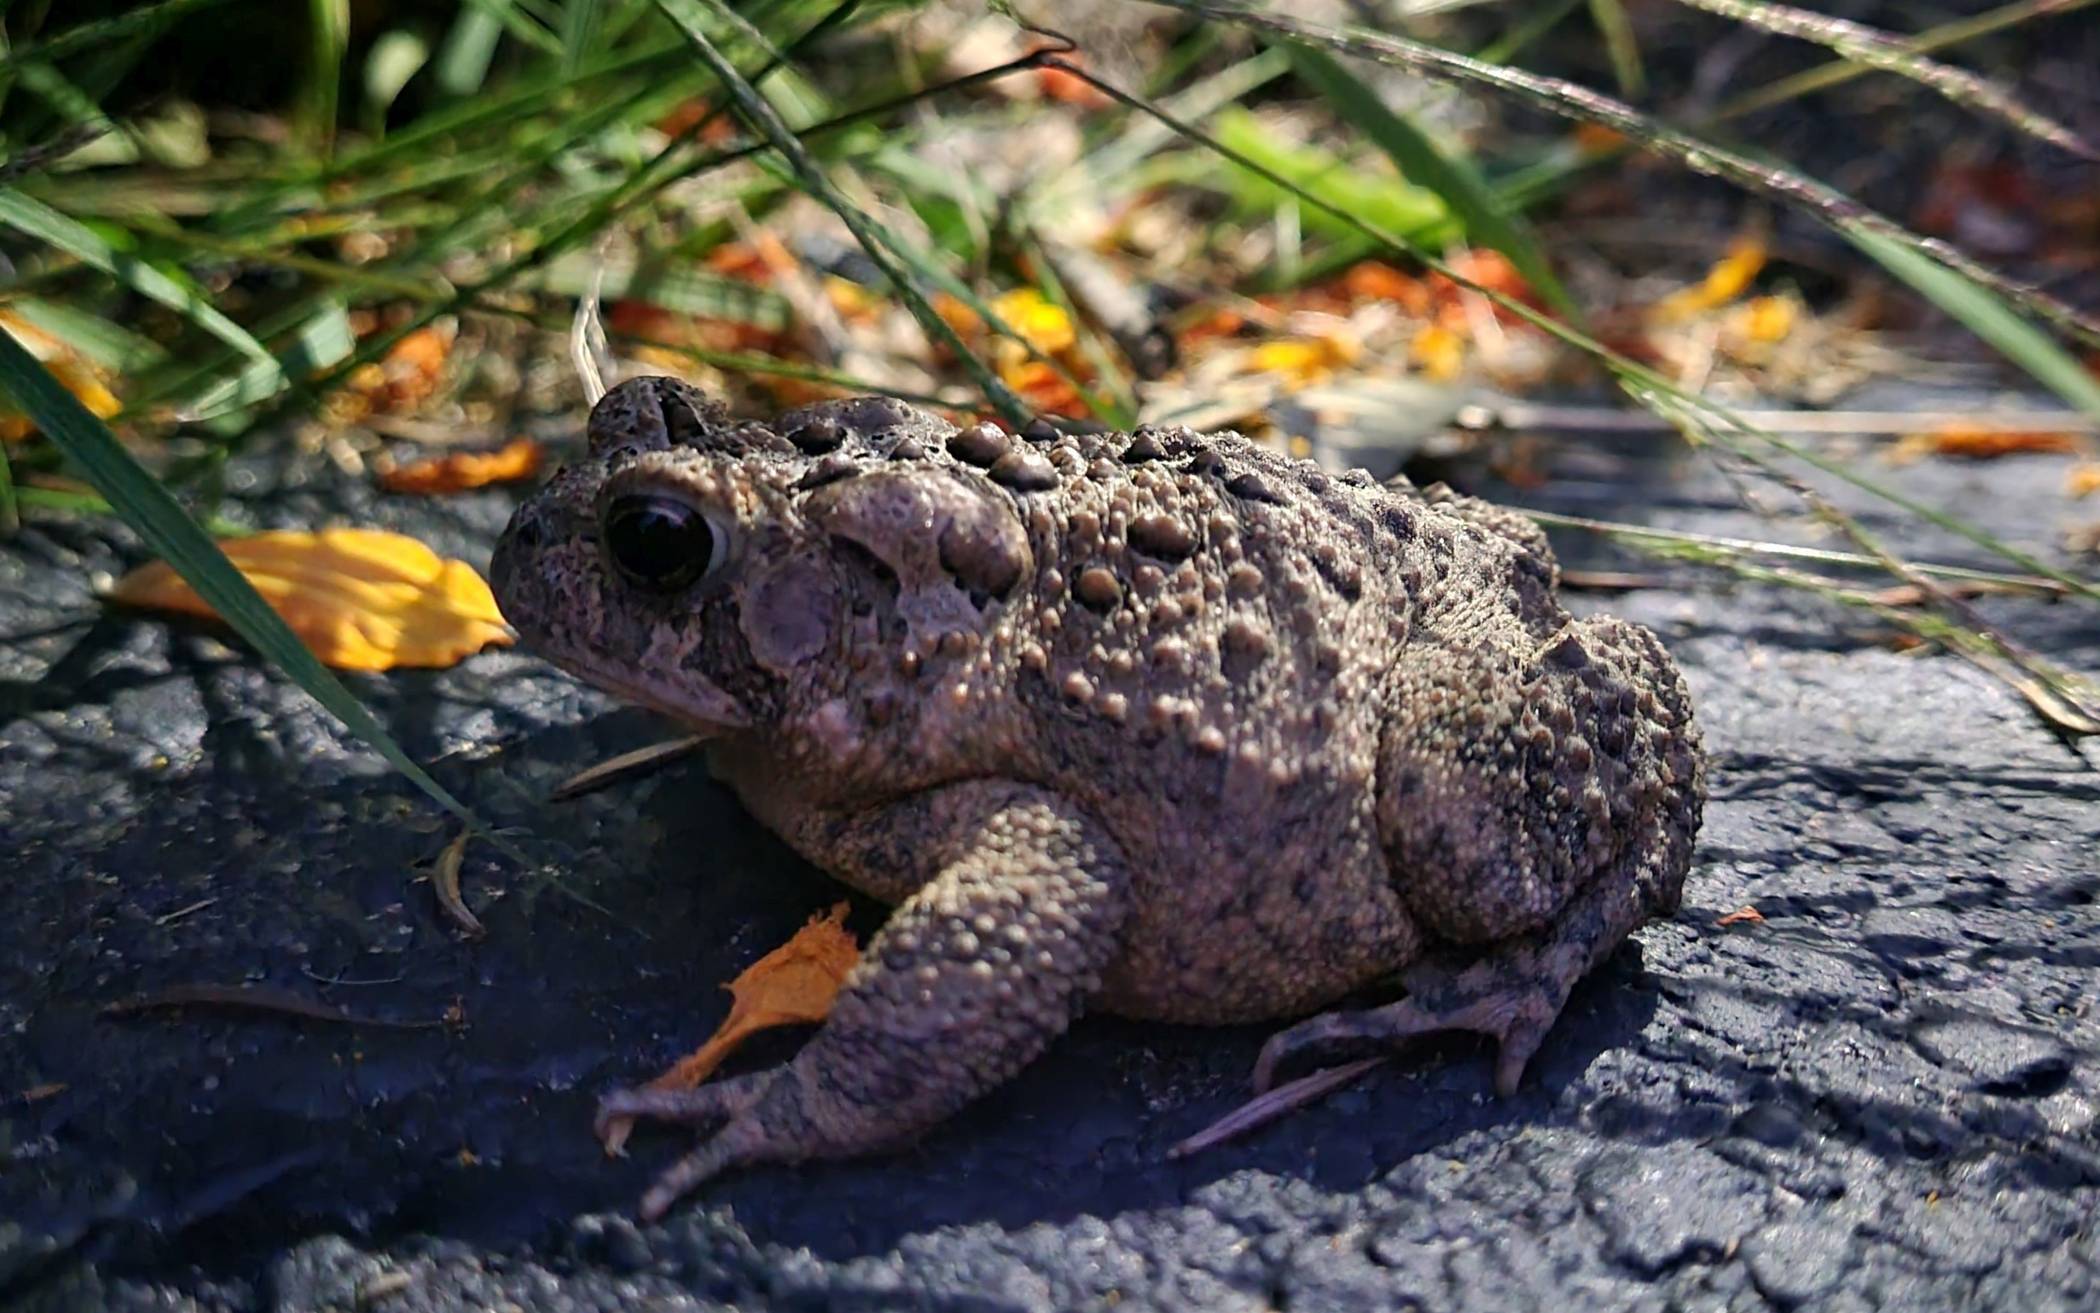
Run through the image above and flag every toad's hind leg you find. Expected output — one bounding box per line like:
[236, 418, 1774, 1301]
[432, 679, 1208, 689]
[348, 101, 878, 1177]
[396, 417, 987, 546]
[1256, 616, 1704, 1096]
[1253, 860, 1661, 1097]
[599, 782, 1130, 1219]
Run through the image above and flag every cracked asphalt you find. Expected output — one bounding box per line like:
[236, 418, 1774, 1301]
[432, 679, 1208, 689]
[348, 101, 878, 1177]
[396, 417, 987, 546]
[2, 397, 2095, 1312]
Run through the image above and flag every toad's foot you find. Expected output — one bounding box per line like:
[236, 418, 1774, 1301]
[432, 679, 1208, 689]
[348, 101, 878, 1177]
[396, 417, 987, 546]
[603, 783, 1129, 1220]
[1253, 868, 1656, 1098]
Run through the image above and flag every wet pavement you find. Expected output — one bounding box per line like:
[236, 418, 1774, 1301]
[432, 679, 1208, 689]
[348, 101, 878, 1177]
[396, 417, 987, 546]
[2, 400, 2095, 1311]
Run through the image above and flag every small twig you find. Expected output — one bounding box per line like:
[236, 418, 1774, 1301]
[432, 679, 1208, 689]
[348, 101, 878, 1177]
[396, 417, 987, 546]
[1168, 1057, 1388, 1158]
[429, 829, 487, 940]
[153, 897, 217, 927]
[569, 235, 614, 408]
[551, 735, 710, 802]
[1458, 402, 2100, 439]
[102, 984, 444, 1029]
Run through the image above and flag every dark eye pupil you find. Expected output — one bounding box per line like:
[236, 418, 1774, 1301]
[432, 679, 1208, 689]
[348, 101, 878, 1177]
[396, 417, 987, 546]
[605, 495, 713, 590]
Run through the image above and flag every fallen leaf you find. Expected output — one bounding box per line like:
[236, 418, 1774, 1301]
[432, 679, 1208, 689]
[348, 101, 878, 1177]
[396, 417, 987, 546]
[0, 311, 121, 442]
[2069, 462, 2100, 498]
[1652, 234, 1767, 322]
[986, 287, 1076, 356]
[107, 528, 513, 671]
[1410, 323, 1466, 381]
[1428, 249, 1544, 327]
[1716, 905, 1766, 927]
[1891, 426, 2087, 464]
[1338, 261, 1432, 315]
[1247, 331, 1361, 386]
[327, 322, 455, 425]
[377, 437, 544, 495]
[600, 903, 860, 1156]
[18, 1082, 67, 1103]
[1034, 53, 1111, 109]
[1732, 294, 1797, 344]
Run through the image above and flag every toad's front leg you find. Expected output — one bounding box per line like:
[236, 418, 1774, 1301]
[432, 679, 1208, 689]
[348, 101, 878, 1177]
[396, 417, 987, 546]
[599, 783, 1130, 1219]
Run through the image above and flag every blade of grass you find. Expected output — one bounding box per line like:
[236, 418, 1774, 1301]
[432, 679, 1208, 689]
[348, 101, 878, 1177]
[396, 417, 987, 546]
[1160, 1, 2100, 350]
[0, 331, 521, 857]
[435, 6, 507, 95]
[1586, 0, 1645, 98]
[1283, 43, 1574, 317]
[1713, 0, 2099, 124]
[0, 187, 275, 364]
[561, 0, 605, 73]
[1845, 224, 2100, 419]
[1669, 0, 2094, 159]
[1046, 50, 2100, 607]
[652, 0, 1030, 424]
[299, 0, 350, 157]
[0, 431, 16, 535]
[0, 0, 234, 72]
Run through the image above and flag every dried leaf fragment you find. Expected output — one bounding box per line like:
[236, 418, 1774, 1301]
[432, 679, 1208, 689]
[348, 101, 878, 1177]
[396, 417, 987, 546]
[1716, 905, 1766, 927]
[600, 903, 860, 1155]
[108, 528, 513, 672]
[1891, 426, 2087, 464]
[0, 311, 121, 442]
[2069, 462, 2100, 499]
[1652, 235, 1767, 322]
[378, 437, 543, 495]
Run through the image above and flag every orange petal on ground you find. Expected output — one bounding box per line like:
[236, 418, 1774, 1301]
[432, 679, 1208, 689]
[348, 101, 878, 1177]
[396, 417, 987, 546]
[601, 903, 861, 1155]
[107, 528, 513, 672]
[378, 438, 544, 495]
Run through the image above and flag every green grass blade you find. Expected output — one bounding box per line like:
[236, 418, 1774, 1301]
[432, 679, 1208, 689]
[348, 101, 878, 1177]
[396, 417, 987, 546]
[654, 0, 1030, 424]
[1283, 44, 1574, 317]
[0, 426, 16, 535]
[561, 0, 605, 73]
[1586, 0, 1645, 97]
[0, 0, 234, 71]
[1844, 223, 2100, 419]
[0, 187, 274, 364]
[435, 7, 507, 96]
[175, 302, 358, 420]
[1163, 0, 2100, 349]
[298, 0, 349, 156]
[0, 330, 507, 844]
[1672, 0, 2094, 158]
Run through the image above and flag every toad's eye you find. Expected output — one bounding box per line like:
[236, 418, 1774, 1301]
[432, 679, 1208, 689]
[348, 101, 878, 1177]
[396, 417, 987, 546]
[603, 493, 721, 592]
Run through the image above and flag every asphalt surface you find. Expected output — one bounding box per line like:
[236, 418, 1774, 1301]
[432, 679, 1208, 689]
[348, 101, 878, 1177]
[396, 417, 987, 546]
[2, 402, 2095, 1312]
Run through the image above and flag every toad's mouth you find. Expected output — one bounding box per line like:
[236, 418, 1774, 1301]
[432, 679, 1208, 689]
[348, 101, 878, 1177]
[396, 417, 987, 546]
[535, 641, 752, 736]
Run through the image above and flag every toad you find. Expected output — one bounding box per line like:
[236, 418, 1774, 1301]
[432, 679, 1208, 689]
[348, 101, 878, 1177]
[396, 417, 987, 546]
[490, 377, 1705, 1217]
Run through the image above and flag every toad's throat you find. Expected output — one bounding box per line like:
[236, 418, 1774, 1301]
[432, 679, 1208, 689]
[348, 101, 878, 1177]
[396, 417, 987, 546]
[540, 642, 752, 734]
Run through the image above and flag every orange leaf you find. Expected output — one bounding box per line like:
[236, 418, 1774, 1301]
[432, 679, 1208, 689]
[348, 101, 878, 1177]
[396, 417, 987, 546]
[2069, 461, 2100, 498]
[1247, 331, 1361, 386]
[1651, 235, 1768, 322]
[107, 528, 513, 672]
[1891, 426, 2088, 464]
[601, 903, 860, 1155]
[1410, 323, 1466, 381]
[378, 438, 544, 495]
[0, 311, 121, 442]
[1716, 905, 1766, 927]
